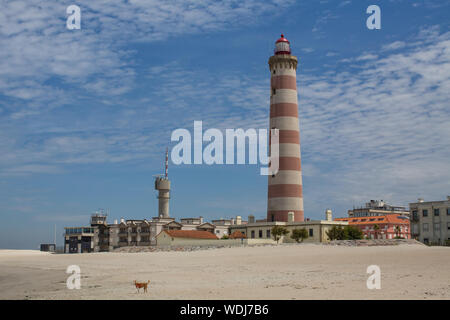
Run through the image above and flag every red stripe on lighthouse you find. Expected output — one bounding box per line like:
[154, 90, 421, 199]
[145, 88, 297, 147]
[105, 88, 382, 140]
[271, 75, 297, 90]
[267, 210, 304, 222]
[268, 184, 303, 198]
[270, 103, 298, 117]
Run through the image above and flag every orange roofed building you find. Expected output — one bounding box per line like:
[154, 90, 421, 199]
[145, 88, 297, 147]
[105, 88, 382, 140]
[334, 214, 411, 239]
[228, 231, 247, 239]
[156, 229, 219, 246]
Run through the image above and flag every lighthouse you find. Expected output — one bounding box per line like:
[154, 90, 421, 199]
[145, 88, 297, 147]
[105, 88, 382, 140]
[267, 34, 304, 222]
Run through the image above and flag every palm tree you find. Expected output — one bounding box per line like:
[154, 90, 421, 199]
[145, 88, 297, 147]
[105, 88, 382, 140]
[394, 225, 401, 238]
[373, 224, 380, 239]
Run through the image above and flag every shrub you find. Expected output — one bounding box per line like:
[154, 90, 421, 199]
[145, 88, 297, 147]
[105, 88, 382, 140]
[326, 225, 363, 240]
[271, 226, 289, 244]
[291, 228, 309, 243]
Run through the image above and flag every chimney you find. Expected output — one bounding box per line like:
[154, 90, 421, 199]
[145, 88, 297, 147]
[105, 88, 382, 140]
[248, 215, 255, 223]
[236, 216, 242, 225]
[418, 198, 424, 203]
[325, 209, 332, 222]
[287, 212, 294, 223]
[231, 218, 235, 225]
[114, 219, 118, 225]
[200, 216, 204, 224]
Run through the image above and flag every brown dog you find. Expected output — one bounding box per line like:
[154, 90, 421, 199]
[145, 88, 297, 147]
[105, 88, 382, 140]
[134, 280, 150, 293]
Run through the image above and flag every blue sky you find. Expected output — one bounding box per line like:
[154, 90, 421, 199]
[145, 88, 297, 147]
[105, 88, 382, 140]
[0, 0, 449, 249]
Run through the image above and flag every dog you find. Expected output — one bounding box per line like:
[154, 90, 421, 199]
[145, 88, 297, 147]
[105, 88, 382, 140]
[134, 280, 150, 293]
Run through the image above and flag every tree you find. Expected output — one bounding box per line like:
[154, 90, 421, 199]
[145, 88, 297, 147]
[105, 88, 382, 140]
[271, 226, 289, 244]
[221, 234, 229, 239]
[327, 225, 363, 240]
[291, 228, 309, 243]
[394, 225, 400, 238]
[345, 225, 364, 240]
[373, 224, 380, 239]
[326, 226, 345, 240]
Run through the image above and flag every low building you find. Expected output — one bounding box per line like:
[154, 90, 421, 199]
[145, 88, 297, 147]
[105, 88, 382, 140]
[64, 212, 240, 253]
[64, 227, 95, 253]
[40, 244, 56, 252]
[410, 197, 450, 245]
[348, 200, 410, 218]
[229, 211, 348, 243]
[156, 230, 218, 246]
[229, 231, 246, 239]
[334, 214, 410, 239]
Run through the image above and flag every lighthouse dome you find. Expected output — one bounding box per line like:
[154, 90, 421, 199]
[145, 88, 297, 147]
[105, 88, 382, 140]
[274, 34, 291, 55]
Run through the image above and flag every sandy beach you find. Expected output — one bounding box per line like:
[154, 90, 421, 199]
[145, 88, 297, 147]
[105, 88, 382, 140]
[0, 244, 449, 300]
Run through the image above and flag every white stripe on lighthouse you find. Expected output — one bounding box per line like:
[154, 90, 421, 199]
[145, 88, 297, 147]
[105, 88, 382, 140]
[271, 89, 298, 104]
[270, 117, 299, 131]
[268, 197, 304, 211]
[269, 170, 303, 185]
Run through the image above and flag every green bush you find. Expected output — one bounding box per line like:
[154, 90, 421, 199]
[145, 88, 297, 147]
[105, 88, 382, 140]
[291, 228, 309, 243]
[271, 226, 289, 244]
[326, 225, 363, 240]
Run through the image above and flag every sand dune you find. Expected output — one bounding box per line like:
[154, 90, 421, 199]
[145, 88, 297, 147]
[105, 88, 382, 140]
[0, 244, 449, 300]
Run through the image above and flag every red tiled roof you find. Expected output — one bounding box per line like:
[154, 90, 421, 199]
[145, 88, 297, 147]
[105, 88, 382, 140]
[164, 230, 218, 239]
[229, 231, 246, 239]
[335, 214, 409, 225]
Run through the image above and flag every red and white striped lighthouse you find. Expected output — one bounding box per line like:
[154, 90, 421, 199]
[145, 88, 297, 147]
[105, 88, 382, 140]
[267, 34, 304, 222]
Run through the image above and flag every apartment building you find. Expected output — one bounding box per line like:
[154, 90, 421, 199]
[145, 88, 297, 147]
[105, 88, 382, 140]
[64, 213, 243, 253]
[229, 211, 348, 243]
[410, 197, 450, 245]
[335, 214, 410, 239]
[348, 200, 410, 218]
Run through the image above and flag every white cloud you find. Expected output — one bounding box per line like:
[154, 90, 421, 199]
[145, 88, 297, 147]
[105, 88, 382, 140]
[0, 0, 294, 117]
[298, 27, 450, 214]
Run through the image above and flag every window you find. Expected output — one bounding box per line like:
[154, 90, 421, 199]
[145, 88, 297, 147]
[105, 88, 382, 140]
[251, 230, 255, 239]
[309, 229, 314, 237]
[434, 223, 440, 231]
[273, 69, 276, 74]
[272, 88, 276, 95]
[423, 209, 428, 217]
[266, 230, 271, 238]
[447, 222, 450, 230]
[447, 208, 450, 215]
[434, 209, 440, 216]
[259, 230, 263, 238]
[271, 214, 275, 222]
[423, 223, 429, 232]
[423, 238, 429, 244]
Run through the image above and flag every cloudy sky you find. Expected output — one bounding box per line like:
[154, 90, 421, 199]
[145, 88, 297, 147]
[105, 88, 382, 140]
[0, 0, 449, 248]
